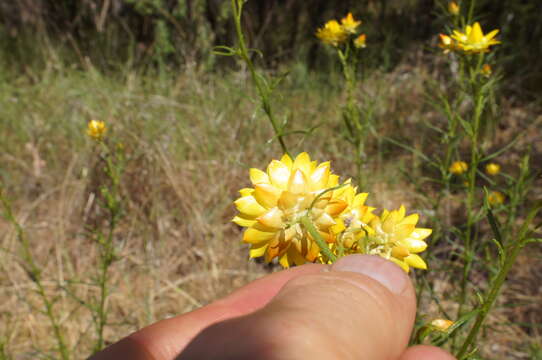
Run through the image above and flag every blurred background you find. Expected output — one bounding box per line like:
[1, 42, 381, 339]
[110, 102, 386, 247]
[1, 1, 541, 359]
[1, 0, 541, 94]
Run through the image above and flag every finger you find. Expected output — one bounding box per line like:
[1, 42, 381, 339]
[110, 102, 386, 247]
[399, 345, 456, 360]
[89, 263, 325, 360]
[178, 254, 417, 360]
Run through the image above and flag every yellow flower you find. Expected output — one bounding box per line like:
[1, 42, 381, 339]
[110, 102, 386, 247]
[366, 206, 431, 272]
[340, 12, 361, 34]
[449, 161, 468, 175]
[431, 319, 454, 332]
[331, 185, 376, 250]
[451, 22, 500, 53]
[316, 20, 348, 46]
[354, 34, 367, 49]
[485, 162, 500, 175]
[448, 1, 460, 15]
[438, 34, 455, 53]
[87, 120, 106, 140]
[233, 153, 348, 268]
[488, 191, 505, 205]
[481, 64, 492, 77]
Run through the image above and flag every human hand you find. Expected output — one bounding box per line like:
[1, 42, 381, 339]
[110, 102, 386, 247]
[90, 254, 455, 360]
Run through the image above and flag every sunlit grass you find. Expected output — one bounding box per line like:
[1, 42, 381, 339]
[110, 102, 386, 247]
[0, 37, 541, 359]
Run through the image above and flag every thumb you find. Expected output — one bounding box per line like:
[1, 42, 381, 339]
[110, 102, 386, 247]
[179, 254, 416, 360]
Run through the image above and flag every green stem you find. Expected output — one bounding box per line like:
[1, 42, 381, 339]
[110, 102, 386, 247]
[231, 0, 290, 157]
[457, 202, 542, 358]
[338, 47, 365, 188]
[456, 54, 486, 324]
[0, 193, 70, 360]
[300, 216, 337, 263]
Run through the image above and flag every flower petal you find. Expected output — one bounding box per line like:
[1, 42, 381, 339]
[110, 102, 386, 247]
[250, 168, 270, 185]
[257, 207, 284, 229]
[234, 195, 267, 217]
[232, 215, 257, 227]
[293, 152, 312, 177]
[288, 169, 309, 194]
[243, 228, 275, 244]
[267, 160, 291, 190]
[410, 228, 432, 240]
[405, 254, 427, 269]
[254, 183, 282, 208]
[249, 241, 268, 258]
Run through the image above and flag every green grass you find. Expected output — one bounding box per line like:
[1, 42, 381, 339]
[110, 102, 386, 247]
[0, 55, 541, 358]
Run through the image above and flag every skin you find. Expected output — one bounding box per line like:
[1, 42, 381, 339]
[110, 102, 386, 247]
[91, 255, 455, 360]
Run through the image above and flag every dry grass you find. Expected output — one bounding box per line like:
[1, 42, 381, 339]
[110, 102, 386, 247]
[0, 62, 540, 359]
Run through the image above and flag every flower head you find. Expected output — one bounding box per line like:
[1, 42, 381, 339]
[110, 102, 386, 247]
[341, 13, 361, 34]
[87, 120, 106, 140]
[438, 34, 455, 53]
[354, 34, 367, 49]
[448, 1, 460, 15]
[481, 64, 492, 77]
[316, 20, 348, 46]
[451, 22, 500, 53]
[233, 153, 347, 268]
[449, 161, 468, 175]
[488, 191, 505, 206]
[485, 162, 500, 176]
[331, 185, 375, 249]
[366, 206, 431, 272]
[431, 319, 454, 332]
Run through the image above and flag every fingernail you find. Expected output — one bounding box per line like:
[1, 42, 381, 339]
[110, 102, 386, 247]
[331, 254, 408, 294]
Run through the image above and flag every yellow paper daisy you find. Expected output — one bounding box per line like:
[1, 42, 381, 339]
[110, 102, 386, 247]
[233, 153, 347, 268]
[87, 120, 106, 141]
[340, 13, 361, 34]
[449, 161, 468, 175]
[331, 185, 375, 250]
[485, 162, 500, 176]
[451, 22, 500, 53]
[367, 206, 431, 272]
[448, 1, 460, 16]
[488, 191, 505, 206]
[316, 20, 348, 47]
[354, 34, 367, 49]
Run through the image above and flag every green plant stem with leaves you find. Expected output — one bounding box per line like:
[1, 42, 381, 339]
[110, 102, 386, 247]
[0, 191, 70, 360]
[456, 53, 487, 324]
[457, 201, 542, 359]
[337, 46, 368, 188]
[92, 142, 124, 353]
[228, 0, 290, 157]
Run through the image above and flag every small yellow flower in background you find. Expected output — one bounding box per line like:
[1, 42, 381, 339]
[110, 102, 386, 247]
[485, 162, 500, 175]
[431, 318, 454, 332]
[367, 206, 431, 272]
[87, 120, 106, 140]
[354, 34, 367, 49]
[488, 191, 505, 205]
[448, 1, 460, 15]
[438, 34, 455, 53]
[340, 12, 361, 34]
[316, 20, 348, 47]
[451, 22, 500, 53]
[233, 152, 347, 268]
[481, 64, 492, 77]
[449, 161, 468, 175]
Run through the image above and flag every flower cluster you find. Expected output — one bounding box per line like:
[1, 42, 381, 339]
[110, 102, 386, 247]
[233, 153, 431, 272]
[439, 22, 500, 54]
[316, 13, 366, 49]
[87, 120, 107, 141]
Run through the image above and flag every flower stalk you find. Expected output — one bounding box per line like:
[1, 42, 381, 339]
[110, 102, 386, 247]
[230, 0, 290, 157]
